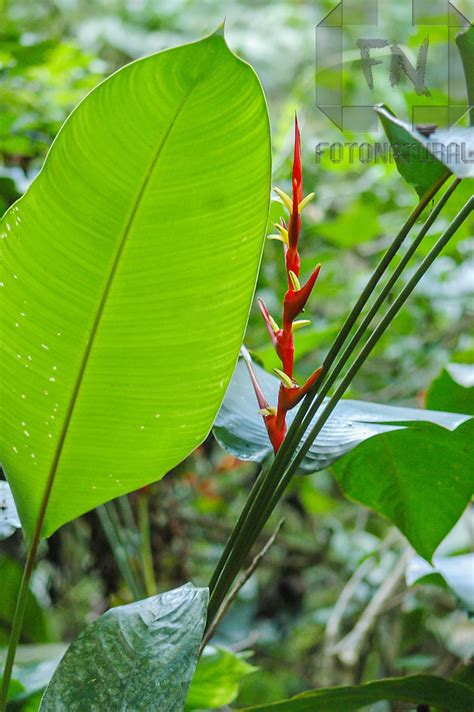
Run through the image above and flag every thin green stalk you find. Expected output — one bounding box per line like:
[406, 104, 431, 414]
[118, 495, 139, 538]
[207, 196, 472, 626]
[0, 534, 40, 710]
[138, 490, 157, 597]
[114, 498, 145, 586]
[208, 174, 447, 608]
[97, 505, 144, 600]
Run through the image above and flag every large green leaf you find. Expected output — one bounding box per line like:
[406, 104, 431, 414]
[242, 675, 474, 711]
[185, 646, 256, 710]
[39, 583, 208, 711]
[375, 105, 474, 195]
[0, 31, 271, 539]
[214, 359, 473, 559]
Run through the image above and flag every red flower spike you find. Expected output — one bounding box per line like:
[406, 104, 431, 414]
[277, 365, 324, 413]
[286, 247, 300, 279]
[265, 414, 287, 453]
[292, 115, 303, 204]
[283, 264, 321, 325]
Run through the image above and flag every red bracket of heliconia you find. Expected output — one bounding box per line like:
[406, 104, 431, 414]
[245, 116, 323, 453]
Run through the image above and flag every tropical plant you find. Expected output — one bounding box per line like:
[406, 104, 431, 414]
[1, 23, 473, 712]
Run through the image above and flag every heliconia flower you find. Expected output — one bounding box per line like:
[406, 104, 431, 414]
[292, 319, 311, 331]
[286, 243, 300, 280]
[245, 118, 322, 454]
[265, 414, 287, 453]
[277, 365, 324, 413]
[283, 264, 321, 325]
[274, 187, 315, 216]
[240, 346, 286, 452]
[258, 298, 294, 377]
[273, 368, 294, 388]
[270, 220, 289, 246]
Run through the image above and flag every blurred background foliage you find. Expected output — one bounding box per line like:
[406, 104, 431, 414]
[1, 1, 473, 709]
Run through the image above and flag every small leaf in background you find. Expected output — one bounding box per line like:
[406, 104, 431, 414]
[214, 359, 473, 560]
[0, 480, 21, 540]
[376, 105, 474, 193]
[185, 646, 256, 710]
[241, 674, 474, 711]
[0, 558, 50, 646]
[0, 30, 271, 540]
[456, 26, 474, 126]
[39, 583, 208, 712]
[375, 105, 449, 196]
[426, 362, 474, 415]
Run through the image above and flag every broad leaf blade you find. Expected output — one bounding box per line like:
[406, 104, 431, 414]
[331, 420, 474, 560]
[242, 675, 474, 711]
[39, 583, 208, 711]
[0, 32, 271, 539]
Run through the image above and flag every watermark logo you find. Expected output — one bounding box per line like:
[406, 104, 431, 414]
[315, 0, 472, 132]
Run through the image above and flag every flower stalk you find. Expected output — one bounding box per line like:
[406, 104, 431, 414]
[248, 117, 323, 453]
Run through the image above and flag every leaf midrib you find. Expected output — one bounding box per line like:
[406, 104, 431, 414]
[38, 78, 200, 536]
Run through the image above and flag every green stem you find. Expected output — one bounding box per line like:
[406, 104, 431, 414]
[115, 497, 144, 586]
[138, 490, 157, 597]
[207, 174, 447, 612]
[0, 535, 40, 710]
[206, 194, 471, 627]
[97, 505, 144, 600]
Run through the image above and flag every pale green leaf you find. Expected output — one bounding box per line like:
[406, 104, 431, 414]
[185, 646, 256, 710]
[0, 31, 271, 539]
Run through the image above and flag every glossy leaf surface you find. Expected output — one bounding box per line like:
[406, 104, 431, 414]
[39, 584, 208, 711]
[0, 32, 271, 539]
